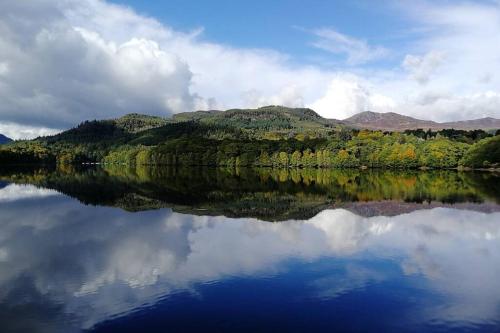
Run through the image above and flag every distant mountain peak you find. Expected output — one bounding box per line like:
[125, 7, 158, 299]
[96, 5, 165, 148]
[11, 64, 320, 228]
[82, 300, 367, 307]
[343, 111, 500, 131]
[345, 111, 417, 121]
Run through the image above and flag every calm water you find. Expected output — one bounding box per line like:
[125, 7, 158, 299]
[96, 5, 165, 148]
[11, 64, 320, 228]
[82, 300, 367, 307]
[0, 166, 499, 332]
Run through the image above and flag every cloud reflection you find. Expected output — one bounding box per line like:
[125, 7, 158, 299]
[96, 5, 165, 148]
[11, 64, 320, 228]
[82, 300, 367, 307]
[0, 190, 499, 331]
[0, 184, 59, 202]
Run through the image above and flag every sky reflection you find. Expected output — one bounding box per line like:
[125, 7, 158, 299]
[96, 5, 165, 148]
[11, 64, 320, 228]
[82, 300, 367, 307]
[0, 185, 499, 331]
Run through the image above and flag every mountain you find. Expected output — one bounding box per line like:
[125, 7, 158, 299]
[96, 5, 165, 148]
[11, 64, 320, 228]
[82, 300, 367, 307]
[343, 111, 500, 131]
[443, 117, 500, 131]
[39, 108, 500, 145]
[43, 114, 170, 144]
[2, 106, 499, 169]
[113, 113, 170, 133]
[173, 105, 342, 136]
[0, 134, 12, 144]
[43, 106, 343, 144]
[175, 107, 500, 132]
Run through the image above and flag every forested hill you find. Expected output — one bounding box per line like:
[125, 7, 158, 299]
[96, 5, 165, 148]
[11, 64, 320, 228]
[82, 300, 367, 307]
[38, 106, 500, 142]
[171, 107, 500, 132]
[0, 134, 12, 144]
[42, 106, 343, 143]
[114, 113, 170, 133]
[172, 106, 342, 138]
[174, 107, 500, 132]
[173, 106, 340, 127]
[0, 105, 499, 169]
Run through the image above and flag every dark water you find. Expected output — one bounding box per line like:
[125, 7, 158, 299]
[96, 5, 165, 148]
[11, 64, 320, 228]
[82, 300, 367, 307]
[0, 166, 499, 332]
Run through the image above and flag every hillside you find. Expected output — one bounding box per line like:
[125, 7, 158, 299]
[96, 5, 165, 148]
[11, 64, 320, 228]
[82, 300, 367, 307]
[113, 113, 170, 133]
[1, 106, 499, 169]
[0, 134, 12, 144]
[39, 108, 500, 144]
[343, 111, 500, 131]
[43, 106, 341, 144]
[173, 105, 342, 139]
[42, 114, 170, 144]
[174, 108, 500, 132]
[174, 106, 330, 126]
[460, 136, 500, 168]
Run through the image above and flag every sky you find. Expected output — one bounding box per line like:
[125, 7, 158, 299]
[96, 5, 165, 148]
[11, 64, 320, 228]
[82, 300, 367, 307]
[1, 0, 500, 139]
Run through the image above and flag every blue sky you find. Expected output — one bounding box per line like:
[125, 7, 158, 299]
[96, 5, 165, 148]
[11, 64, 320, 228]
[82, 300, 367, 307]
[0, 0, 500, 138]
[112, 0, 408, 67]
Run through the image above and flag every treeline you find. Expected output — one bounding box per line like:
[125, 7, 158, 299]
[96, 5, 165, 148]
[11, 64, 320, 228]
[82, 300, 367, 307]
[0, 142, 55, 164]
[102, 131, 499, 169]
[403, 128, 494, 143]
[1, 120, 499, 169]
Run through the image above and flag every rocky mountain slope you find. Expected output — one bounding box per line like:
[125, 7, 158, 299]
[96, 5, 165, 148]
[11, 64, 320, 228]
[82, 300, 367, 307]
[343, 111, 500, 131]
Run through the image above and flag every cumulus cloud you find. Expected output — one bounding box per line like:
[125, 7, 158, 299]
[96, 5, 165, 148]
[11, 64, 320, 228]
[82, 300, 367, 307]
[0, 122, 59, 140]
[242, 85, 305, 109]
[403, 90, 500, 121]
[403, 51, 445, 84]
[1, 0, 500, 138]
[309, 76, 371, 119]
[0, 0, 331, 135]
[0, 1, 200, 131]
[311, 28, 389, 65]
[309, 75, 396, 119]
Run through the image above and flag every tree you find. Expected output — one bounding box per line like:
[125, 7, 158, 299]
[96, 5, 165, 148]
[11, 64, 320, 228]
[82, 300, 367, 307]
[290, 150, 302, 167]
[278, 151, 289, 167]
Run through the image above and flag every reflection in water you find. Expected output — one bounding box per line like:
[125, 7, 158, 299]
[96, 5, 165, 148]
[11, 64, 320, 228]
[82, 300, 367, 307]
[0, 183, 58, 202]
[0, 180, 499, 332]
[1, 166, 499, 220]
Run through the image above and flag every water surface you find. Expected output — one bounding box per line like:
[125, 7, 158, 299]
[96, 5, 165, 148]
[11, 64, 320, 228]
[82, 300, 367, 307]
[0, 167, 499, 332]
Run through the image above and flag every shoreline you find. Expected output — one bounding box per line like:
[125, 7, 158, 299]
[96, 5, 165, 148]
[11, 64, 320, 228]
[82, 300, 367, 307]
[0, 162, 499, 173]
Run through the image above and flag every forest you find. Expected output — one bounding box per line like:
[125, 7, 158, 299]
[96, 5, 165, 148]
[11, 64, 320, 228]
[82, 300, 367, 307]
[0, 107, 499, 170]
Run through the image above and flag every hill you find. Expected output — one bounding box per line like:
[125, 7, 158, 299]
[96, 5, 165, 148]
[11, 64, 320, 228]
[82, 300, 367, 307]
[43, 113, 170, 144]
[35, 108, 500, 145]
[460, 136, 500, 168]
[343, 111, 500, 131]
[173, 105, 342, 139]
[1, 106, 499, 169]
[0, 134, 12, 144]
[113, 113, 170, 133]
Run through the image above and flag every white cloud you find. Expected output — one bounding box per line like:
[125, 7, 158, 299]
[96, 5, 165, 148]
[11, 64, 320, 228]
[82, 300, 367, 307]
[403, 90, 500, 122]
[309, 76, 371, 119]
[0, 62, 9, 76]
[309, 75, 396, 119]
[242, 85, 305, 109]
[0, 122, 60, 140]
[0, 0, 200, 131]
[403, 50, 445, 84]
[1, 0, 500, 138]
[311, 28, 389, 65]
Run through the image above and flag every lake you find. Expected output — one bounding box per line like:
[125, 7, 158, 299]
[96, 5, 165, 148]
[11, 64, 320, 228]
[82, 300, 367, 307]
[0, 166, 499, 332]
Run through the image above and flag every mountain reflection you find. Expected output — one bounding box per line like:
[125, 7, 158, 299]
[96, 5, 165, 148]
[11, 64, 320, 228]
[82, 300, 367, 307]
[1, 166, 499, 220]
[0, 183, 499, 331]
